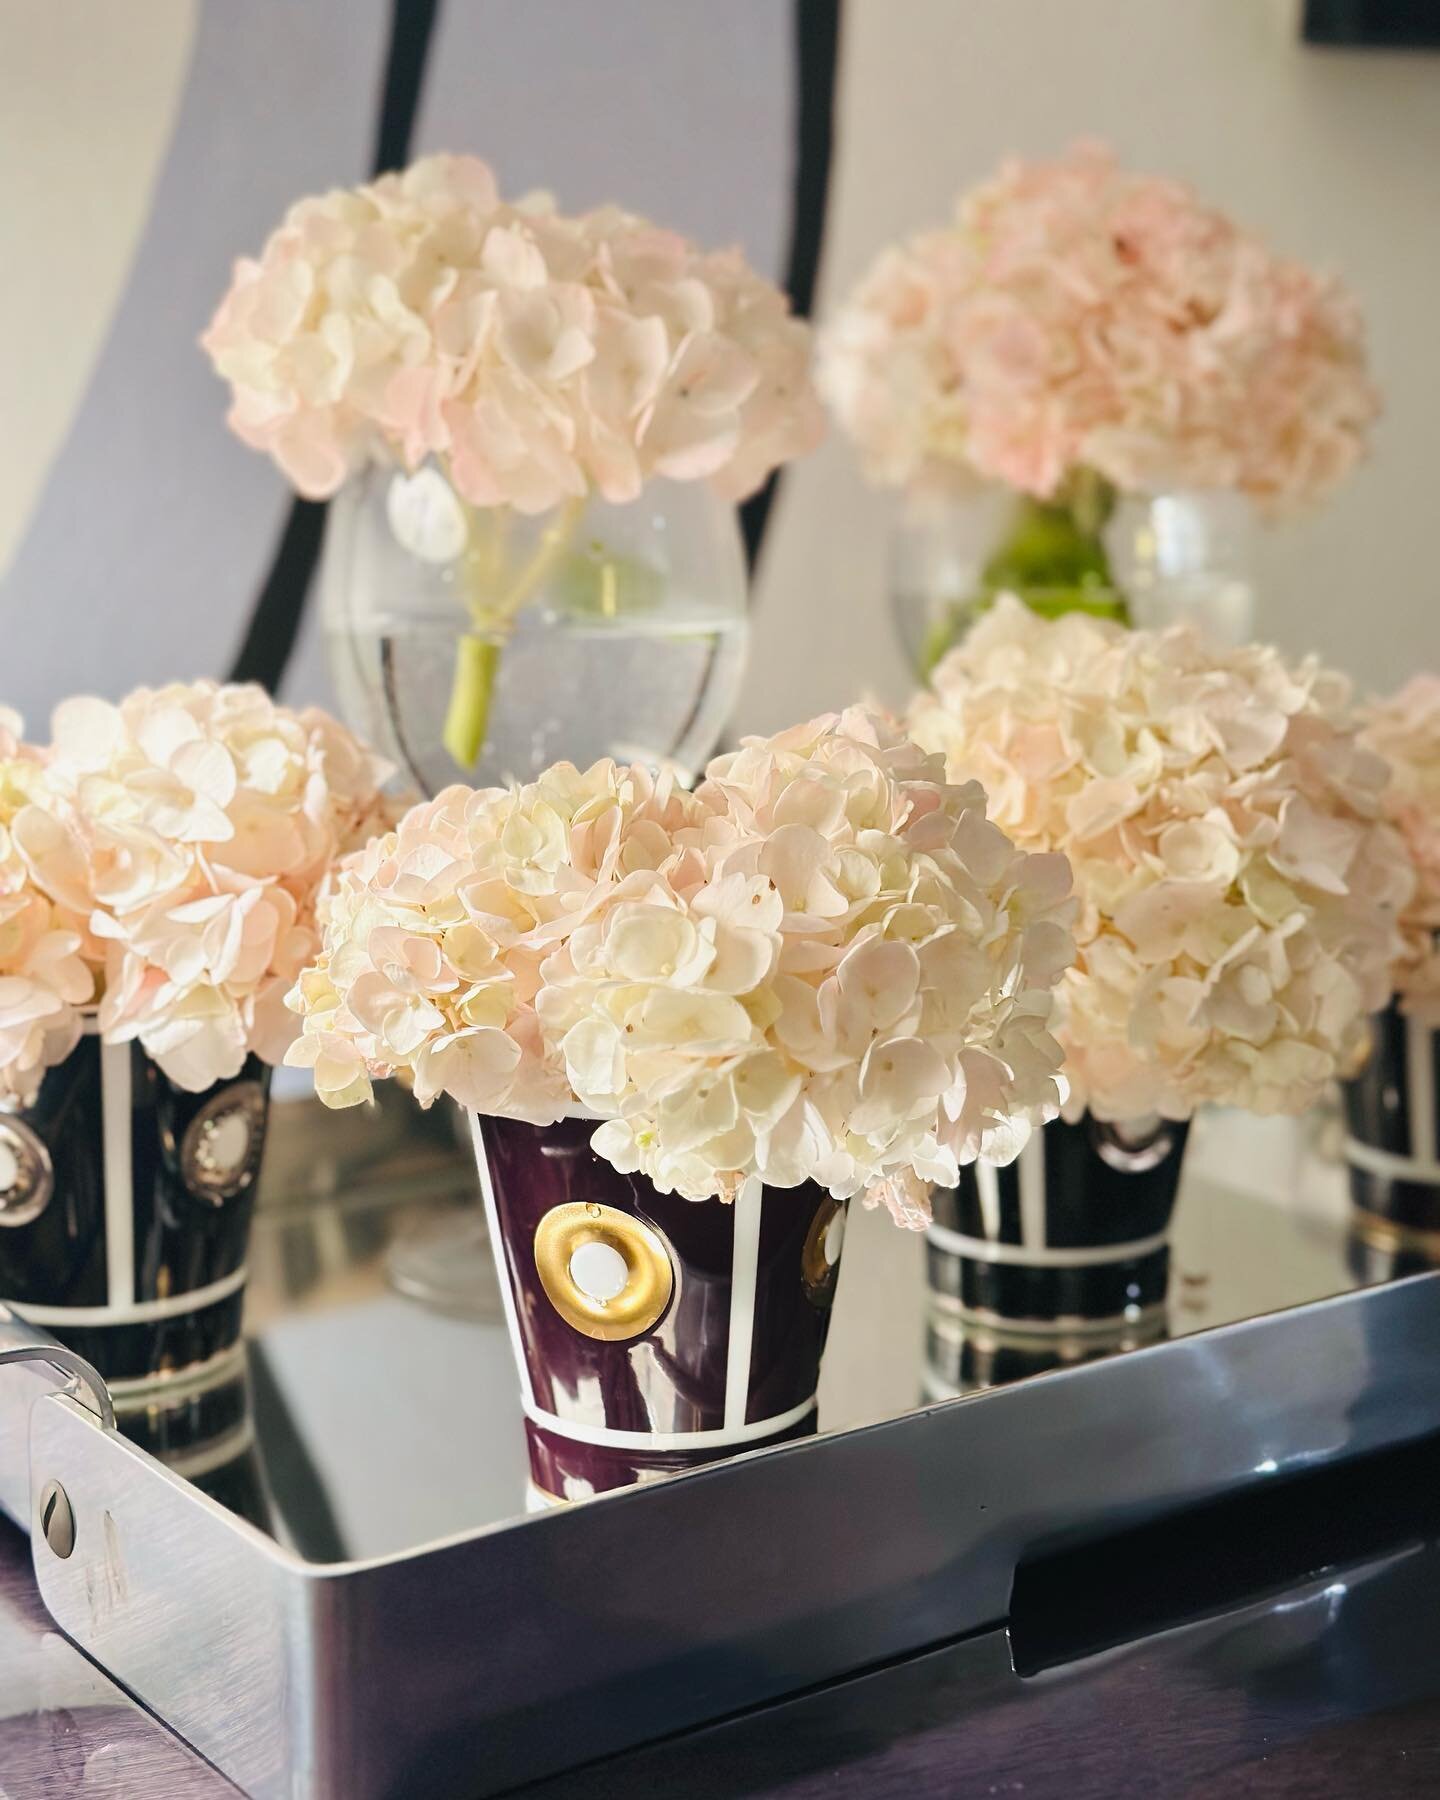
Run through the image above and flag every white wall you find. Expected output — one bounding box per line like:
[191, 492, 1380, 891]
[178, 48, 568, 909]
[745, 0, 1440, 733]
[0, 1, 195, 577]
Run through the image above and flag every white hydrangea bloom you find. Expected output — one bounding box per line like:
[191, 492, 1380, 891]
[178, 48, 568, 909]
[908, 598, 1413, 1120]
[12, 683, 393, 1093]
[0, 713, 91, 1105]
[289, 711, 1075, 1226]
[1359, 676, 1440, 1007]
[204, 154, 823, 513]
[818, 141, 1376, 508]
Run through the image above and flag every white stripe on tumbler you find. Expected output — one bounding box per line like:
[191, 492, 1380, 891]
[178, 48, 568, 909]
[468, 1113, 536, 1409]
[926, 1222, 1172, 1269]
[1018, 1133, 1047, 1252]
[975, 1161, 1001, 1241]
[106, 1340, 246, 1401]
[6, 1264, 248, 1327]
[100, 1041, 135, 1310]
[1342, 1136, 1440, 1188]
[1406, 1013, 1437, 1166]
[723, 1174, 764, 1433]
[523, 1393, 817, 1452]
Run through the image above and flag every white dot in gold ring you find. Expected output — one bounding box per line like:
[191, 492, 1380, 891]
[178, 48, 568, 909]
[568, 1241, 630, 1305]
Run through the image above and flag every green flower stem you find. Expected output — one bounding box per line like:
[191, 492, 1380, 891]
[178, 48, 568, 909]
[486, 494, 589, 628]
[442, 633, 502, 769]
[920, 468, 1131, 674]
[440, 493, 587, 772]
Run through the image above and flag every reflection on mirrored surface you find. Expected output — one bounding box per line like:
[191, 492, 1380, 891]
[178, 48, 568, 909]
[144, 1089, 1407, 1564]
[111, 1344, 274, 1535]
[922, 1311, 1168, 1399]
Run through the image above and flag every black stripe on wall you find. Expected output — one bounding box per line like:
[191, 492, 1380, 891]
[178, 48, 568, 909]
[1303, 0, 1440, 46]
[740, 0, 842, 572]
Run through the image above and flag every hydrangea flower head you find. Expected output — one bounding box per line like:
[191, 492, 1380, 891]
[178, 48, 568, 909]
[9, 683, 393, 1093]
[0, 712, 91, 1105]
[820, 141, 1376, 507]
[908, 598, 1411, 1119]
[1360, 675, 1440, 1007]
[288, 711, 1076, 1224]
[204, 154, 823, 513]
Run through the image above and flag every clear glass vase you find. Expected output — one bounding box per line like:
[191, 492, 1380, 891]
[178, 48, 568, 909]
[890, 471, 1128, 676]
[890, 474, 1256, 675]
[1113, 489, 1255, 647]
[321, 465, 749, 797]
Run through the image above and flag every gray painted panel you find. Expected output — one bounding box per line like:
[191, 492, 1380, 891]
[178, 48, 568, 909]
[417, 0, 789, 275]
[0, 0, 389, 728]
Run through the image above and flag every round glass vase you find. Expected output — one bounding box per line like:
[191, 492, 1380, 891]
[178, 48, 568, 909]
[471, 1113, 847, 1504]
[890, 475, 1256, 675]
[1112, 489, 1256, 647]
[321, 465, 749, 798]
[889, 471, 1128, 676]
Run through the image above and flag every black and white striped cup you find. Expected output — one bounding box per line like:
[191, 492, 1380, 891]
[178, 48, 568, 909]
[0, 1027, 269, 1388]
[1343, 1001, 1440, 1264]
[926, 1113, 1190, 1336]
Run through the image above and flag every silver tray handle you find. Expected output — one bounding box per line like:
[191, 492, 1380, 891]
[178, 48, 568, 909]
[0, 1303, 115, 1431]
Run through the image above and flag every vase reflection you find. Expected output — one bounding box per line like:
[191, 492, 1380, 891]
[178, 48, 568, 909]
[923, 1306, 1169, 1398]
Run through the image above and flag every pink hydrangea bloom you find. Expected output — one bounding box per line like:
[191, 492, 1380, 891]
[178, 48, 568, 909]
[288, 711, 1076, 1224]
[10, 684, 394, 1093]
[908, 598, 1412, 1121]
[0, 712, 92, 1105]
[1360, 675, 1440, 1007]
[204, 155, 823, 514]
[820, 142, 1377, 507]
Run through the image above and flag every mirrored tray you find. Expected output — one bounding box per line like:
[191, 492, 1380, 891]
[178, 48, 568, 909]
[231, 1097, 1380, 1561]
[3, 1092, 1439, 1799]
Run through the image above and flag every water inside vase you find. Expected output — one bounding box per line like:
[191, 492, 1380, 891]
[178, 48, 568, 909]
[329, 601, 747, 797]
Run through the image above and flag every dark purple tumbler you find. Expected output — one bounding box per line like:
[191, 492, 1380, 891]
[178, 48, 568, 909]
[473, 1112, 846, 1501]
